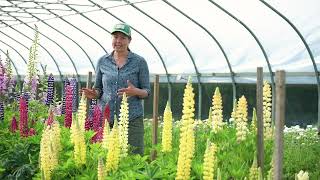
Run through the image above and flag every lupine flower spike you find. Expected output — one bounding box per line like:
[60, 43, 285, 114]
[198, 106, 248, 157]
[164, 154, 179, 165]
[45, 74, 54, 106]
[235, 95, 248, 142]
[203, 141, 217, 180]
[296, 170, 309, 180]
[263, 81, 273, 139]
[105, 116, 120, 173]
[118, 93, 129, 157]
[24, 25, 39, 100]
[77, 93, 87, 132]
[249, 155, 259, 180]
[70, 115, 86, 166]
[10, 116, 18, 132]
[161, 101, 173, 152]
[97, 158, 105, 180]
[19, 97, 29, 137]
[64, 85, 73, 128]
[211, 87, 223, 133]
[251, 108, 257, 133]
[176, 76, 195, 180]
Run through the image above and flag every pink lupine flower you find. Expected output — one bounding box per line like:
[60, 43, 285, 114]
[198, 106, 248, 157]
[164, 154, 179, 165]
[10, 116, 18, 133]
[91, 127, 103, 143]
[64, 85, 73, 128]
[46, 110, 54, 126]
[28, 128, 36, 136]
[92, 105, 102, 132]
[19, 97, 29, 137]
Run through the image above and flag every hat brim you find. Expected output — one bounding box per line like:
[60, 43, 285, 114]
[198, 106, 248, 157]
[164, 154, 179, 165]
[111, 30, 131, 37]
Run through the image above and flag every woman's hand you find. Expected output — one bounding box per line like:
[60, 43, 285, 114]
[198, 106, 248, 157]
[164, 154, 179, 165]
[81, 88, 98, 99]
[117, 80, 148, 98]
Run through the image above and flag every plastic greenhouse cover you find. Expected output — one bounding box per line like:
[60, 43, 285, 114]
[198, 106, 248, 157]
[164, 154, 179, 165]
[0, 0, 319, 84]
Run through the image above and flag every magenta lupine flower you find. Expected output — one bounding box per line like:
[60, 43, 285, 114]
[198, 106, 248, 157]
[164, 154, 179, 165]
[91, 127, 103, 143]
[28, 128, 36, 136]
[69, 77, 78, 112]
[61, 77, 69, 114]
[45, 74, 54, 106]
[19, 97, 29, 137]
[0, 101, 4, 122]
[47, 110, 54, 126]
[92, 105, 102, 132]
[64, 85, 73, 128]
[10, 116, 18, 132]
[85, 117, 92, 131]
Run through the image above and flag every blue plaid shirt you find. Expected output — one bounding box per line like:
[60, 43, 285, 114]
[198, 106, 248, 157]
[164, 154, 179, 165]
[94, 51, 151, 122]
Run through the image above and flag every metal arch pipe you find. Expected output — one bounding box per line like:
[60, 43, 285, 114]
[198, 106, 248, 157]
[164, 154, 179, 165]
[260, 0, 320, 133]
[0, 31, 47, 73]
[7, 15, 81, 83]
[33, 2, 108, 55]
[87, 0, 173, 105]
[124, 0, 203, 119]
[0, 39, 27, 64]
[0, 48, 22, 84]
[0, 25, 64, 83]
[162, 0, 237, 105]
[16, 7, 96, 73]
[208, 0, 276, 120]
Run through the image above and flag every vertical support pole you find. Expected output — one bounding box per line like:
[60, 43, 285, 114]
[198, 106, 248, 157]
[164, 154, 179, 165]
[86, 72, 92, 116]
[256, 67, 264, 174]
[274, 70, 286, 180]
[151, 75, 159, 160]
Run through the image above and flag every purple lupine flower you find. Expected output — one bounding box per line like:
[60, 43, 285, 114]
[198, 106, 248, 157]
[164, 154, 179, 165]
[19, 97, 29, 137]
[0, 60, 7, 95]
[64, 85, 73, 128]
[88, 99, 97, 119]
[92, 105, 102, 132]
[0, 101, 4, 122]
[61, 77, 69, 114]
[30, 75, 38, 100]
[45, 74, 54, 106]
[10, 116, 18, 132]
[23, 92, 30, 109]
[69, 77, 79, 113]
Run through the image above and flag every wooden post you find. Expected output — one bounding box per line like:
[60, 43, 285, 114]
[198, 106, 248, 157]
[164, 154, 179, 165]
[256, 67, 264, 174]
[274, 70, 286, 180]
[86, 72, 92, 116]
[151, 75, 159, 161]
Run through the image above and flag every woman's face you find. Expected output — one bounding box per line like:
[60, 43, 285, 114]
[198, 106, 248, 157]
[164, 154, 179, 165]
[112, 32, 131, 52]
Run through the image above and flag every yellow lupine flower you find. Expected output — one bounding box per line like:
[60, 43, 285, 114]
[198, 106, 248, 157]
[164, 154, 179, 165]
[77, 94, 87, 132]
[106, 117, 120, 173]
[162, 101, 173, 152]
[71, 116, 86, 166]
[203, 141, 217, 180]
[102, 120, 110, 150]
[40, 124, 60, 180]
[176, 76, 195, 180]
[97, 158, 105, 180]
[211, 87, 223, 133]
[249, 156, 259, 180]
[119, 93, 129, 157]
[235, 95, 248, 142]
[263, 81, 273, 139]
[296, 170, 309, 180]
[251, 108, 257, 133]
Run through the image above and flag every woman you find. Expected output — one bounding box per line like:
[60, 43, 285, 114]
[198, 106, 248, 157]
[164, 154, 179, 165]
[82, 23, 151, 155]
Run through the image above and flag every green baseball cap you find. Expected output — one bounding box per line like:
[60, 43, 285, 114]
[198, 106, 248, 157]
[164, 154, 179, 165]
[111, 23, 131, 37]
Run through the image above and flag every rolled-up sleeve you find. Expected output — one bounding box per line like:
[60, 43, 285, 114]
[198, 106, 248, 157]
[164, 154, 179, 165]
[139, 59, 151, 98]
[93, 57, 103, 99]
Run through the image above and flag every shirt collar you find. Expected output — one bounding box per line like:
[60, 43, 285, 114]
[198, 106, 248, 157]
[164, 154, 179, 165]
[106, 50, 134, 63]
